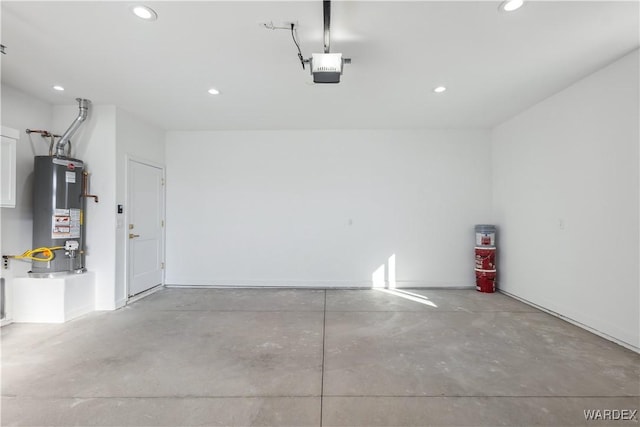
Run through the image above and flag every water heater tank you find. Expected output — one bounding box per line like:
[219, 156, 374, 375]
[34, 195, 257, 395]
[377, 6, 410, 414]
[31, 156, 85, 276]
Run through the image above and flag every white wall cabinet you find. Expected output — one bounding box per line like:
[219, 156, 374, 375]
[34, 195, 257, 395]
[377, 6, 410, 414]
[1, 126, 19, 208]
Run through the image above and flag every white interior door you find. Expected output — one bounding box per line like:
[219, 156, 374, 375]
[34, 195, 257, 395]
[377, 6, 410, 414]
[128, 159, 164, 297]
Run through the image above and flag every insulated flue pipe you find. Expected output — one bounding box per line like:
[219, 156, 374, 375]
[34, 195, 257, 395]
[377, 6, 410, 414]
[323, 0, 331, 53]
[55, 98, 90, 157]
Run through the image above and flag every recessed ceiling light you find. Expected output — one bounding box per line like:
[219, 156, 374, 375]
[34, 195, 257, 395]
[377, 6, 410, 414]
[52, 85, 65, 91]
[207, 88, 220, 95]
[499, 0, 524, 12]
[433, 86, 447, 93]
[132, 5, 157, 21]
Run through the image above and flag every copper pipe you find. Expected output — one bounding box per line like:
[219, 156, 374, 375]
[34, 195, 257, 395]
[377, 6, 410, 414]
[26, 129, 56, 137]
[26, 130, 64, 156]
[81, 171, 99, 203]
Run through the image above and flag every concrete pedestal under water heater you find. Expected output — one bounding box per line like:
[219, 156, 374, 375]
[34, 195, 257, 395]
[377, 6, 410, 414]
[29, 98, 96, 277]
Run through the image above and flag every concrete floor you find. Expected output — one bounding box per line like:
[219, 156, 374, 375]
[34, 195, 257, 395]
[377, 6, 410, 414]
[1, 288, 638, 426]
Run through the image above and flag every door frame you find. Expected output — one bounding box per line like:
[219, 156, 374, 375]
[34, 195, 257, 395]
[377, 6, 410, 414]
[125, 155, 166, 300]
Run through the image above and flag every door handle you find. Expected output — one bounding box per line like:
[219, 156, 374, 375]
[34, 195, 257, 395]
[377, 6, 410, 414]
[129, 233, 140, 239]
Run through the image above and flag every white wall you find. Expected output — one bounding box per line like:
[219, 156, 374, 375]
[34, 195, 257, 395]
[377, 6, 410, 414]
[492, 49, 639, 349]
[166, 129, 492, 288]
[53, 104, 117, 310]
[0, 84, 53, 322]
[115, 108, 166, 304]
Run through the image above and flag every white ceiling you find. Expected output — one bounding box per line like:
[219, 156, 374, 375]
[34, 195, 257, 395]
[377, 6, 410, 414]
[1, 1, 638, 130]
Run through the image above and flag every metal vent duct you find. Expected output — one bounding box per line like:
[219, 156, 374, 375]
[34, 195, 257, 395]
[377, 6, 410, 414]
[55, 98, 90, 157]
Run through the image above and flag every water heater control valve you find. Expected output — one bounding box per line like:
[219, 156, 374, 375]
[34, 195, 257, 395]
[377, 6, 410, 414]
[65, 240, 80, 258]
[65, 241, 79, 251]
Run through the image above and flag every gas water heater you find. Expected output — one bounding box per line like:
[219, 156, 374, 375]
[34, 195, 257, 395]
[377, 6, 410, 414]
[29, 98, 94, 277]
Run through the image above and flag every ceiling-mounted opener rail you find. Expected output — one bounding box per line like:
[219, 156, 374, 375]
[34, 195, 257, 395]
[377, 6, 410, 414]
[323, 0, 331, 53]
